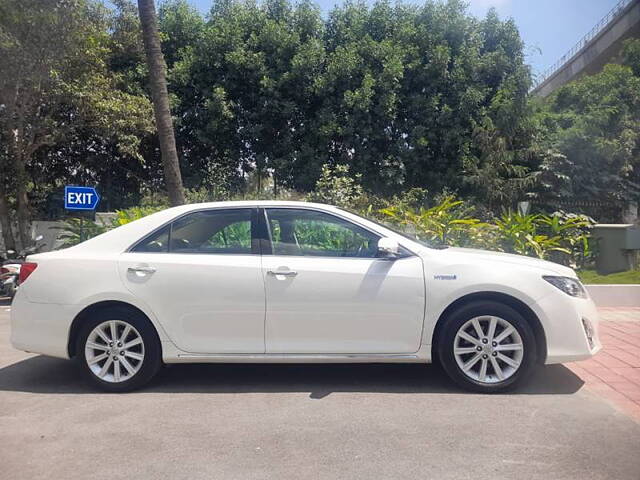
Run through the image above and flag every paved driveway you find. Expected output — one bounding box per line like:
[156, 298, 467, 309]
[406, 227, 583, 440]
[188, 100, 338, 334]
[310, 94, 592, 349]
[1, 299, 639, 480]
[568, 308, 640, 421]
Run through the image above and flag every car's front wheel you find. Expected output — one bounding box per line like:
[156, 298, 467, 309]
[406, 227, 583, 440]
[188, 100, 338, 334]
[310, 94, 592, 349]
[438, 301, 537, 393]
[76, 307, 161, 392]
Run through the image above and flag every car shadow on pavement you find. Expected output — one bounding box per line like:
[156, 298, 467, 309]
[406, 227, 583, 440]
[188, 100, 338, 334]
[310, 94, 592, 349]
[0, 355, 584, 397]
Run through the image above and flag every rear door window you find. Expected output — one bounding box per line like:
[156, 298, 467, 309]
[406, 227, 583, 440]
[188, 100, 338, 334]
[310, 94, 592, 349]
[132, 208, 255, 255]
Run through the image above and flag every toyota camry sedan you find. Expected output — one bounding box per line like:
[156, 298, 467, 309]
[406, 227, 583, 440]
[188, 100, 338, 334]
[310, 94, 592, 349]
[11, 201, 601, 392]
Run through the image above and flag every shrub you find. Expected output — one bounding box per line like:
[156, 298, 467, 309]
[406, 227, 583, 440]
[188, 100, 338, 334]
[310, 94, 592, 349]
[379, 195, 491, 247]
[55, 218, 110, 248]
[55, 188, 594, 269]
[538, 211, 595, 268]
[378, 195, 595, 267]
[56, 206, 163, 247]
[112, 206, 164, 226]
[493, 211, 570, 259]
[306, 164, 365, 209]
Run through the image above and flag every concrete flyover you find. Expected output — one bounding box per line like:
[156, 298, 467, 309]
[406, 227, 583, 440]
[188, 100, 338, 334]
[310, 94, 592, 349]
[532, 0, 640, 98]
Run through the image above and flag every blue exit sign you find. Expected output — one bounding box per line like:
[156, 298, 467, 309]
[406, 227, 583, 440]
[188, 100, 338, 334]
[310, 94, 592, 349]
[64, 186, 100, 211]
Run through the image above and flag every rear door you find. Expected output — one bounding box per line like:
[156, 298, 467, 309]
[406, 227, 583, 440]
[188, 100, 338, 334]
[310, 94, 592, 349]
[118, 207, 265, 354]
[261, 207, 425, 354]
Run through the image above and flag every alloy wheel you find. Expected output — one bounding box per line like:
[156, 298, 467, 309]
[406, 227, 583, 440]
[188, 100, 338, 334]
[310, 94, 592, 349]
[453, 315, 524, 384]
[84, 320, 145, 383]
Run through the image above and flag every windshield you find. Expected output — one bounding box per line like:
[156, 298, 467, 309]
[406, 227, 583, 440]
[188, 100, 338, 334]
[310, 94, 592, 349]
[336, 207, 436, 248]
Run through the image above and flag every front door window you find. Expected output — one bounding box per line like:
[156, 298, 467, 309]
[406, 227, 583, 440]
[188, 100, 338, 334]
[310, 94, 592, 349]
[265, 208, 379, 257]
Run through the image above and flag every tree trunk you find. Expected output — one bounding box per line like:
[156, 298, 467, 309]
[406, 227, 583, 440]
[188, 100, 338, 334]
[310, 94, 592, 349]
[0, 176, 16, 252]
[14, 171, 30, 249]
[7, 131, 30, 248]
[137, 0, 185, 206]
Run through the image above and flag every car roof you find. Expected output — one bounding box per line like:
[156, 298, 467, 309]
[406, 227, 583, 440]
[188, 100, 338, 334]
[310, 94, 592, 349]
[174, 200, 340, 209]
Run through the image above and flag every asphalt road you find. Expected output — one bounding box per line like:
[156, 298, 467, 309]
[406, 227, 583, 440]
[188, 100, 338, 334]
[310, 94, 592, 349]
[1, 299, 639, 480]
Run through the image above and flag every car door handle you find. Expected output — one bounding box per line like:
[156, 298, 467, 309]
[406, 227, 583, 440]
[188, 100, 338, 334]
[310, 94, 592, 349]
[267, 270, 298, 277]
[128, 266, 156, 275]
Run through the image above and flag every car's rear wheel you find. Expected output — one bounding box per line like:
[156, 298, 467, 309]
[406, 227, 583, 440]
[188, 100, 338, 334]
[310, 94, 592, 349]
[438, 301, 537, 393]
[76, 307, 161, 392]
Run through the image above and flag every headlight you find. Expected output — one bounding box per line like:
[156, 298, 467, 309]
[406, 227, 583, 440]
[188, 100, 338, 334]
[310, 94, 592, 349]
[543, 276, 587, 298]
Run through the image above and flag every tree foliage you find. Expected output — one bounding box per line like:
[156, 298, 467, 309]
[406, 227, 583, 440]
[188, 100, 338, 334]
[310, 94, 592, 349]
[1, 0, 637, 252]
[306, 164, 364, 208]
[0, 0, 154, 247]
[531, 39, 640, 213]
[169, 0, 532, 198]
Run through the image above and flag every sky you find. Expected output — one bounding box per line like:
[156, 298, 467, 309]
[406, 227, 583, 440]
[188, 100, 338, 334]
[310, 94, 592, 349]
[464, 0, 623, 78]
[174, 0, 623, 77]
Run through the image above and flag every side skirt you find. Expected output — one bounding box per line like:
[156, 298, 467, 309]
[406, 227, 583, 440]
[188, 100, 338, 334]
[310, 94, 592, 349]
[162, 343, 432, 364]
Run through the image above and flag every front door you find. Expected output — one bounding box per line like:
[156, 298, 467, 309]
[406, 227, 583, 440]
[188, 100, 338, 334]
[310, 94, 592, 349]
[261, 208, 425, 354]
[119, 207, 265, 354]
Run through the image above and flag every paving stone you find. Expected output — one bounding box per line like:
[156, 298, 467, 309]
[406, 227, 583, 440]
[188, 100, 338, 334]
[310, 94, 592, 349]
[568, 308, 640, 422]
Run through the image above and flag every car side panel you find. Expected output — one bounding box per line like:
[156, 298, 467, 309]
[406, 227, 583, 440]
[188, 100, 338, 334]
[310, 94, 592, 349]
[263, 255, 426, 354]
[20, 253, 123, 305]
[11, 293, 80, 359]
[420, 255, 600, 364]
[118, 252, 265, 354]
[420, 260, 548, 347]
[11, 253, 174, 359]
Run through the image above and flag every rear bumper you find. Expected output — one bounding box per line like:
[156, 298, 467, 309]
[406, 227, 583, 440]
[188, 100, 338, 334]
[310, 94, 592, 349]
[10, 293, 76, 359]
[532, 292, 602, 364]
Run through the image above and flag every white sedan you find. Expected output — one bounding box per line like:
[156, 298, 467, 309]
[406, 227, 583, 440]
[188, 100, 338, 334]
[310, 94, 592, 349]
[11, 201, 601, 392]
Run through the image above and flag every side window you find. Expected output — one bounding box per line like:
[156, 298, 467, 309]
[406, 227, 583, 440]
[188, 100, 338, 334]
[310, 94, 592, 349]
[132, 225, 170, 253]
[170, 209, 253, 254]
[132, 209, 253, 254]
[265, 208, 379, 258]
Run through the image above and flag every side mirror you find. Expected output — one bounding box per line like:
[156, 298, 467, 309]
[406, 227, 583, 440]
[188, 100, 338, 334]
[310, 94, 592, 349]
[377, 237, 400, 258]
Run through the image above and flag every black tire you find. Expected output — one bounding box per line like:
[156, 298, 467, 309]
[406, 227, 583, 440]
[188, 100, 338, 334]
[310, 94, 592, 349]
[75, 306, 162, 392]
[438, 301, 537, 393]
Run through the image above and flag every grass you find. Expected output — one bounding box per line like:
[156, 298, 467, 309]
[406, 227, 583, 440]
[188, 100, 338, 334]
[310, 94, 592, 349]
[577, 269, 640, 285]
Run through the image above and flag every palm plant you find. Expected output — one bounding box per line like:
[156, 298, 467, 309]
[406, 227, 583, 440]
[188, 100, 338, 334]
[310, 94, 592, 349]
[494, 211, 570, 259]
[380, 196, 490, 247]
[55, 218, 110, 248]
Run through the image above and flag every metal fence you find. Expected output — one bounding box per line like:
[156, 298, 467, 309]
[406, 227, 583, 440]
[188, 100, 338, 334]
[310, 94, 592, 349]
[531, 0, 636, 89]
[540, 199, 626, 223]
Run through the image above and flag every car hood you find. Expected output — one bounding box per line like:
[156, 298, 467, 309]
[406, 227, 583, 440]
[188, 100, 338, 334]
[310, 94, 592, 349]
[426, 246, 576, 277]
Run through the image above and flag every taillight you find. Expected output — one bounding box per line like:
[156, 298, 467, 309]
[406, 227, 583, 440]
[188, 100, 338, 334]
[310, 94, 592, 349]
[19, 262, 38, 284]
[0, 267, 7, 274]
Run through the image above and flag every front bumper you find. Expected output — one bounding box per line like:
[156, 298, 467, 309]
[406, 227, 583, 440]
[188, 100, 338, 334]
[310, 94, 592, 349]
[533, 291, 602, 364]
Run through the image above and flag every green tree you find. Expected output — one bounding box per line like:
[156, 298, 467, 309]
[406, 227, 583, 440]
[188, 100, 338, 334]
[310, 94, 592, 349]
[173, 0, 325, 194]
[0, 0, 157, 242]
[158, 0, 205, 68]
[0, 0, 98, 246]
[0, 0, 155, 246]
[532, 39, 640, 216]
[0, 0, 539, 225]
[305, 2, 532, 198]
[166, 0, 532, 202]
